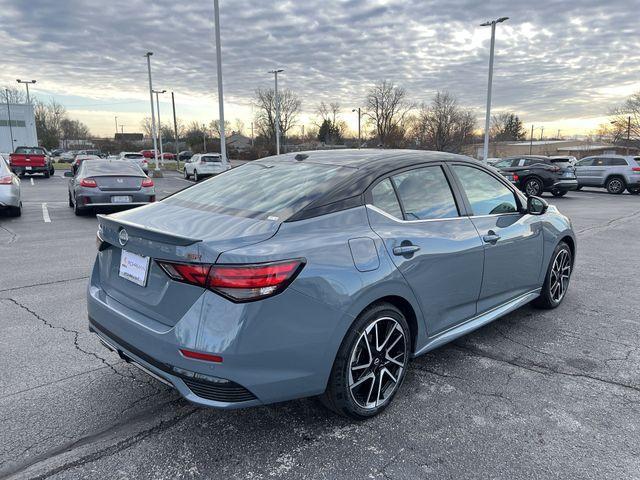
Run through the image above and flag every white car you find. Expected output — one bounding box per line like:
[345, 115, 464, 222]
[183, 153, 231, 181]
[118, 152, 149, 174]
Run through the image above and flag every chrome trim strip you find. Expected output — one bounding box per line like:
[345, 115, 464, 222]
[366, 204, 464, 224]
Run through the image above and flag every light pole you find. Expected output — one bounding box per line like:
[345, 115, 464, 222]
[203, 124, 207, 152]
[352, 108, 361, 148]
[213, 0, 227, 162]
[5, 89, 15, 152]
[114, 116, 118, 135]
[611, 116, 632, 155]
[171, 92, 180, 171]
[144, 52, 162, 178]
[529, 124, 534, 155]
[269, 69, 284, 154]
[16, 79, 36, 104]
[480, 16, 509, 161]
[153, 89, 166, 165]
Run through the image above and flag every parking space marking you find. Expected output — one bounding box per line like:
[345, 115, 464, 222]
[30, 178, 34, 186]
[42, 203, 51, 223]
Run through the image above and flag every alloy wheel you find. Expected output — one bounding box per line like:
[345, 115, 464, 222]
[608, 178, 623, 194]
[348, 317, 407, 410]
[549, 249, 571, 303]
[525, 179, 542, 196]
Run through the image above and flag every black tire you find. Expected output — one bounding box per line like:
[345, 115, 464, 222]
[73, 196, 86, 216]
[606, 176, 625, 194]
[183, 168, 190, 180]
[68, 192, 73, 208]
[44, 169, 50, 178]
[7, 204, 21, 217]
[50, 166, 55, 176]
[575, 186, 583, 191]
[320, 302, 410, 420]
[533, 241, 573, 309]
[551, 189, 567, 197]
[524, 177, 543, 197]
[627, 186, 640, 195]
[193, 170, 199, 182]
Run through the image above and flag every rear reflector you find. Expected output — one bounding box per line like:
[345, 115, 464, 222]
[0, 175, 12, 185]
[80, 177, 97, 187]
[179, 349, 223, 363]
[157, 259, 305, 302]
[142, 178, 154, 187]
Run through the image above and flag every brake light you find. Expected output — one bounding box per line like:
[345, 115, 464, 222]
[632, 167, 640, 172]
[513, 174, 519, 182]
[179, 349, 223, 363]
[0, 175, 12, 185]
[142, 178, 154, 187]
[157, 259, 305, 302]
[80, 178, 97, 187]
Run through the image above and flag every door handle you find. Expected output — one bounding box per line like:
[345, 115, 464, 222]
[482, 231, 501, 244]
[393, 244, 421, 256]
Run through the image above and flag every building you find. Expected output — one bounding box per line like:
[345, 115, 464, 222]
[227, 132, 252, 152]
[465, 140, 639, 160]
[0, 103, 37, 153]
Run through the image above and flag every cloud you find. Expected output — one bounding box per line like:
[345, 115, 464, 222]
[1, 0, 638, 134]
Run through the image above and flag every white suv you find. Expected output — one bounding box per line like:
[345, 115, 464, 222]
[118, 152, 149, 174]
[183, 153, 231, 181]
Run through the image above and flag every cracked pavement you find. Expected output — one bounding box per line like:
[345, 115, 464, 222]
[0, 175, 639, 479]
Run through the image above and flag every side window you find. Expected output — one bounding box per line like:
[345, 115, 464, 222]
[371, 179, 403, 218]
[494, 159, 514, 168]
[391, 166, 459, 220]
[576, 158, 593, 167]
[608, 158, 627, 166]
[593, 158, 606, 166]
[452, 165, 518, 216]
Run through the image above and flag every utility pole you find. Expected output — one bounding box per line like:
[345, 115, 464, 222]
[153, 89, 166, 166]
[540, 127, 544, 141]
[172, 92, 180, 171]
[213, 0, 227, 162]
[203, 124, 207, 152]
[144, 52, 161, 177]
[529, 124, 534, 155]
[627, 115, 631, 155]
[114, 116, 118, 136]
[480, 17, 509, 162]
[250, 121, 254, 147]
[352, 107, 361, 148]
[5, 89, 14, 152]
[269, 69, 284, 154]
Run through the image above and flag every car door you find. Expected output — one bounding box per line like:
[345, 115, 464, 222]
[186, 155, 196, 175]
[366, 164, 485, 335]
[449, 163, 544, 313]
[574, 157, 593, 185]
[588, 157, 608, 186]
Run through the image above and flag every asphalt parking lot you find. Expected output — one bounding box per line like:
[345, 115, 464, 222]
[1, 173, 639, 480]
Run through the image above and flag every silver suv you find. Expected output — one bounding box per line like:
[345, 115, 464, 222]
[575, 155, 640, 194]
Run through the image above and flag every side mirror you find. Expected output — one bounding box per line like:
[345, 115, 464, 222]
[527, 196, 548, 215]
[63, 171, 74, 178]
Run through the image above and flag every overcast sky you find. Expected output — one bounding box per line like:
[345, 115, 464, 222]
[1, 0, 638, 136]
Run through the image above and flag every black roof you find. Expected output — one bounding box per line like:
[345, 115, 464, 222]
[265, 149, 479, 221]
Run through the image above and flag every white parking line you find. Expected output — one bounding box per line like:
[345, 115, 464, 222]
[42, 203, 51, 223]
[30, 178, 34, 186]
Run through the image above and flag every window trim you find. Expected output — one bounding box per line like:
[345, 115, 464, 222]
[370, 177, 404, 220]
[446, 162, 525, 217]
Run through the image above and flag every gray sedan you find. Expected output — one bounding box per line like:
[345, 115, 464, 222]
[0, 155, 21, 217]
[65, 160, 156, 216]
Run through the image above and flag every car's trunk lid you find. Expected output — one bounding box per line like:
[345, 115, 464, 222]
[95, 202, 280, 326]
[96, 175, 142, 191]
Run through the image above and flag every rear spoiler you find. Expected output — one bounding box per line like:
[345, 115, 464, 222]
[97, 214, 201, 247]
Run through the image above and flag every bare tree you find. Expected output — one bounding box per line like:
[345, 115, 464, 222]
[412, 91, 476, 153]
[253, 88, 301, 142]
[209, 119, 231, 138]
[233, 118, 245, 135]
[490, 112, 526, 141]
[34, 99, 67, 149]
[0, 86, 26, 104]
[610, 90, 640, 147]
[364, 80, 413, 147]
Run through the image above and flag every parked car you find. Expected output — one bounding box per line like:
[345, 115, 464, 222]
[9, 146, 54, 178]
[493, 155, 578, 197]
[178, 150, 193, 161]
[88, 150, 575, 419]
[77, 149, 102, 157]
[118, 152, 149, 174]
[183, 153, 231, 181]
[139, 150, 157, 159]
[0, 155, 21, 216]
[60, 150, 77, 163]
[65, 159, 155, 216]
[72, 154, 101, 175]
[161, 152, 176, 160]
[574, 155, 640, 194]
[50, 148, 65, 157]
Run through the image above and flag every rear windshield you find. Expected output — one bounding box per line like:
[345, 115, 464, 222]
[201, 156, 222, 163]
[15, 147, 45, 155]
[83, 161, 143, 176]
[633, 157, 640, 166]
[165, 161, 354, 221]
[124, 153, 144, 159]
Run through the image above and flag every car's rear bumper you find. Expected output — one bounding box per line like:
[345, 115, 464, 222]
[76, 191, 155, 207]
[0, 186, 20, 208]
[550, 179, 578, 191]
[11, 165, 49, 174]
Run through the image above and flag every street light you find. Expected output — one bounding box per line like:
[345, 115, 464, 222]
[153, 89, 166, 165]
[352, 108, 362, 149]
[114, 116, 118, 135]
[269, 69, 284, 154]
[480, 16, 509, 162]
[611, 116, 632, 155]
[16, 79, 36, 104]
[144, 52, 162, 178]
[213, 0, 227, 162]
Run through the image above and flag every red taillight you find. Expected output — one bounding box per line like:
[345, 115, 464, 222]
[80, 177, 97, 187]
[0, 175, 12, 185]
[513, 174, 519, 182]
[157, 259, 304, 302]
[179, 349, 223, 363]
[632, 167, 640, 172]
[142, 178, 154, 187]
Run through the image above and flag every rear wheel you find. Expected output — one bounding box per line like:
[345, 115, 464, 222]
[606, 176, 625, 194]
[193, 170, 199, 182]
[627, 186, 640, 195]
[68, 192, 73, 208]
[321, 303, 410, 419]
[533, 241, 573, 309]
[183, 168, 190, 179]
[524, 177, 543, 197]
[575, 185, 583, 191]
[44, 169, 50, 178]
[73, 195, 86, 216]
[551, 189, 567, 197]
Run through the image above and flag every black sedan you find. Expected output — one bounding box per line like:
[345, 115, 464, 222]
[493, 156, 578, 197]
[65, 160, 156, 215]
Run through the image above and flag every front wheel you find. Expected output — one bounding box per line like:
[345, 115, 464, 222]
[524, 177, 543, 197]
[321, 303, 410, 419]
[551, 189, 567, 197]
[627, 186, 640, 195]
[533, 241, 573, 309]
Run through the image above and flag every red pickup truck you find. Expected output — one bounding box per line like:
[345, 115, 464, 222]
[10, 147, 54, 178]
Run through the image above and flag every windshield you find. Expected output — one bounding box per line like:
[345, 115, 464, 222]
[165, 161, 354, 221]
